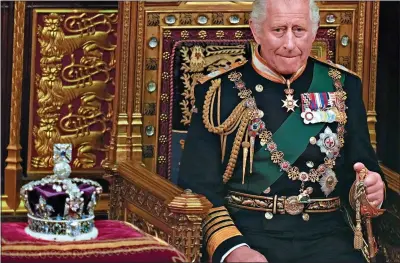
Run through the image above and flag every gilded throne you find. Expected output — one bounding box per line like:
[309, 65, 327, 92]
[104, 2, 399, 262]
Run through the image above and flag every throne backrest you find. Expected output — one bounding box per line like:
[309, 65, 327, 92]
[134, 1, 367, 183]
[160, 32, 347, 184]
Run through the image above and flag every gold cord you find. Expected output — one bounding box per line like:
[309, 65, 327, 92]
[203, 78, 249, 184]
[223, 113, 250, 183]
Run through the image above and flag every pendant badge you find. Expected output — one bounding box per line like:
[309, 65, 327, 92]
[282, 88, 298, 112]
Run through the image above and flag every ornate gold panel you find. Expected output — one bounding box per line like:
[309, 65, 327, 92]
[27, 9, 118, 176]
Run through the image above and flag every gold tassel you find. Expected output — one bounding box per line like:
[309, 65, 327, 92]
[249, 136, 255, 174]
[242, 132, 250, 184]
[354, 199, 363, 250]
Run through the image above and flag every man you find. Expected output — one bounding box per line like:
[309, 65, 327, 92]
[178, 0, 386, 262]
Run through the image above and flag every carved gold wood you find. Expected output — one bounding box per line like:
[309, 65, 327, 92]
[27, 9, 117, 175]
[4, 1, 26, 212]
[107, 162, 212, 262]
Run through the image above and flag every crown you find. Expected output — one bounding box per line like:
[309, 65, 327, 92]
[20, 144, 103, 241]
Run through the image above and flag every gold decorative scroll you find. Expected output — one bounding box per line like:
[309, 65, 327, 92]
[180, 44, 247, 126]
[28, 10, 118, 174]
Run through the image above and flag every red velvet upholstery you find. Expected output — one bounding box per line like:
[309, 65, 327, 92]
[1, 220, 187, 263]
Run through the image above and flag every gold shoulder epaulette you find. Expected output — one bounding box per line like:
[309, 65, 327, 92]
[198, 60, 248, 84]
[312, 56, 360, 78]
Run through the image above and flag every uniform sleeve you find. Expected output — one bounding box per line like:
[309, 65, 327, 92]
[178, 82, 247, 262]
[340, 75, 386, 203]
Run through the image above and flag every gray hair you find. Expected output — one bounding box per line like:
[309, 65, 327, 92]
[250, 0, 320, 35]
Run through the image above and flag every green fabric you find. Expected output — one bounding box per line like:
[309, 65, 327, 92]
[250, 63, 345, 193]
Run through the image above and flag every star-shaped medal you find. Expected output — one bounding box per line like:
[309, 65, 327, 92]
[281, 94, 299, 112]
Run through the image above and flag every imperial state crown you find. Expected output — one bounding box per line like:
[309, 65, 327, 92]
[20, 144, 102, 241]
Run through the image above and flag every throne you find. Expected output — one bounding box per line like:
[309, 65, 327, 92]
[104, 2, 399, 262]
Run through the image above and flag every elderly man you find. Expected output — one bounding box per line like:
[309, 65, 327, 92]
[178, 0, 386, 262]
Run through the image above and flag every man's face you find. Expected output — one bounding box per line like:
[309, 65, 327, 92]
[250, 0, 317, 74]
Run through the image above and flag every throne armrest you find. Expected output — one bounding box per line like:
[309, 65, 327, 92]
[104, 161, 213, 262]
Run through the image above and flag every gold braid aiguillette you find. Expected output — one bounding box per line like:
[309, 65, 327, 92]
[203, 78, 250, 184]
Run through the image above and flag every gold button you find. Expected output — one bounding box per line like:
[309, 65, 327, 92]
[309, 137, 317, 145]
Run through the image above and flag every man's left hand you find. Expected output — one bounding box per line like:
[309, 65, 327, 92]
[353, 162, 385, 207]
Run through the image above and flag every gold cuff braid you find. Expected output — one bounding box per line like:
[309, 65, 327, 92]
[203, 206, 243, 258]
[207, 226, 242, 258]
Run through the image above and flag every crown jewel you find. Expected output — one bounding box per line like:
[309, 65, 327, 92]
[20, 144, 102, 241]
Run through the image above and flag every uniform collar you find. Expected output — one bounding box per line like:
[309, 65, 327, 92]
[251, 44, 306, 85]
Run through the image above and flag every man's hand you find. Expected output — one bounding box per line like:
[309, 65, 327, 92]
[353, 162, 385, 207]
[225, 246, 267, 262]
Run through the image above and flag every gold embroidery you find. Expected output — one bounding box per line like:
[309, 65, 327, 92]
[206, 226, 242, 258]
[208, 206, 228, 213]
[203, 211, 229, 228]
[2, 239, 163, 252]
[204, 215, 232, 232]
[204, 220, 235, 241]
[2, 246, 184, 258]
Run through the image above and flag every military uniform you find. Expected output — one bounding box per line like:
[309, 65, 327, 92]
[178, 45, 383, 263]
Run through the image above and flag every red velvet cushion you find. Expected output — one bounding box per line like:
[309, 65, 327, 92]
[1, 220, 187, 263]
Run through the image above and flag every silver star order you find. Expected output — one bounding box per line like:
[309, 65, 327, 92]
[316, 126, 339, 158]
[319, 168, 338, 196]
[281, 94, 299, 112]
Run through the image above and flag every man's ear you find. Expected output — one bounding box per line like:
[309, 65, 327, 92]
[249, 19, 261, 44]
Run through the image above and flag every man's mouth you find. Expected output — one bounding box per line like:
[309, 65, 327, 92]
[278, 55, 299, 58]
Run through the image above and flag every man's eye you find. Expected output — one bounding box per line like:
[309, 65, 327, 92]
[295, 27, 304, 32]
[274, 28, 282, 32]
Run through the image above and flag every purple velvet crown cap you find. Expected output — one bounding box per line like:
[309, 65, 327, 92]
[21, 176, 103, 221]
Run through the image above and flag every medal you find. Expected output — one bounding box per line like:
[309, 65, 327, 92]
[281, 80, 299, 112]
[300, 108, 316, 124]
[282, 93, 299, 112]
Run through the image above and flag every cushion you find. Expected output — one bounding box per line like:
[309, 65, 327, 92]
[1, 220, 187, 263]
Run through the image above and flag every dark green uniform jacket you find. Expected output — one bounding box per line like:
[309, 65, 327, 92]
[178, 49, 384, 262]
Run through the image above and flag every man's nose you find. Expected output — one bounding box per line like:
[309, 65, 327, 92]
[283, 31, 295, 51]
